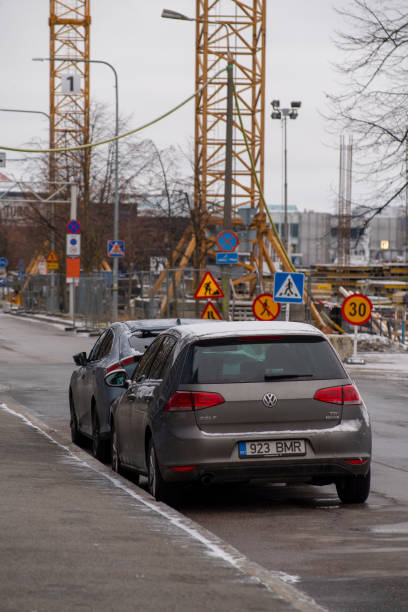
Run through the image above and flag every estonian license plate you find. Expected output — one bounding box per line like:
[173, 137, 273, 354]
[239, 439, 306, 458]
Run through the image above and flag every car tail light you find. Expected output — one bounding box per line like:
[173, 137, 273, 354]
[193, 392, 225, 410]
[164, 391, 225, 412]
[120, 356, 138, 367]
[105, 362, 121, 374]
[314, 385, 361, 405]
[342, 385, 361, 404]
[346, 458, 368, 465]
[170, 466, 196, 472]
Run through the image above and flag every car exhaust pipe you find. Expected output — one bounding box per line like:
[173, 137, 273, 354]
[201, 473, 215, 486]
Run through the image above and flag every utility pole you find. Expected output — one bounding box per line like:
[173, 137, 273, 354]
[222, 61, 234, 320]
[69, 183, 78, 326]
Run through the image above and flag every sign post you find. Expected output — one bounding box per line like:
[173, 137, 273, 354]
[341, 293, 373, 365]
[216, 230, 239, 320]
[0, 258, 7, 297]
[66, 185, 80, 327]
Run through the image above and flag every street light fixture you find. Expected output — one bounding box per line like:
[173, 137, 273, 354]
[271, 99, 302, 254]
[161, 9, 193, 20]
[33, 56, 121, 321]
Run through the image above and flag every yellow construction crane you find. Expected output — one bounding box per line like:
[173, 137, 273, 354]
[156, 1, 327, 330]
[49, 0, 90, 186]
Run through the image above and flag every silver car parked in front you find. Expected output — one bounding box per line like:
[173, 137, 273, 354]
[106, 321, 371, 504]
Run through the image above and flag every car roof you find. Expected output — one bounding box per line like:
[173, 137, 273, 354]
[120, 319, 208, 333]
[165, 320, 324, 342]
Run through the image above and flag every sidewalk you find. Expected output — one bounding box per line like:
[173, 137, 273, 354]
[344, 350, 408, 379]
[0, 402, 319, 612]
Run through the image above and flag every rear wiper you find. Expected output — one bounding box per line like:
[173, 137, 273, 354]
[264, 373, 313, 380]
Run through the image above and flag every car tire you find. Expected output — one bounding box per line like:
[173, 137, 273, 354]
[336, 469, 371, 504]
[147, 439, 172, 502]
[69, 394, 87, 447]
[92, 408, 110, 463]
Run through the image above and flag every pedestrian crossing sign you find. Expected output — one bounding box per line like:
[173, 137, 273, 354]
[201, 301, 222, 320]
[273, 272, 304, 304]
[194, 271, 224, 300]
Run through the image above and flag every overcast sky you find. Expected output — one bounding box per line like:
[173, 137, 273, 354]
[0, 0, 345, 213]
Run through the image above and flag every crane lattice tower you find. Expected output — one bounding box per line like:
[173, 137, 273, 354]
[49, 0, 90, 186]
[195, 0, 266, 267]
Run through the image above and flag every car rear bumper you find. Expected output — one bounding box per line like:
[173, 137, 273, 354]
[155, 417, 371, 485]
[161, 457, 370, 484]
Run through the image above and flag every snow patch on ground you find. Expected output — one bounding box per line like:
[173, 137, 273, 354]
[356, 333, 408, 353]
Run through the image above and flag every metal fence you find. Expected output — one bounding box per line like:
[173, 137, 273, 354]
[2, 268, 406, 342]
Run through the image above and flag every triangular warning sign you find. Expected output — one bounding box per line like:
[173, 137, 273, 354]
[194, 271, 224, 300]
[201, 301, 222, 320]
[275, 275, 302, 300]
[46, 250, 59, 263]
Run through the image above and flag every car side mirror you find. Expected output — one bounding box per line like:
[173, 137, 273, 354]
[73, 351, 88, 366]
[104, 368, 129, 388]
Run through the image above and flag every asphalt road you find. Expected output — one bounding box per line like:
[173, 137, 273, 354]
[1, 312, 407, 611]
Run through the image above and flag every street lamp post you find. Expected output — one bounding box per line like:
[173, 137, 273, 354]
[271, 100, 302, 255]
[33, 56, 120, 321]
[162, 8, 234, 319]
[0, 107, 59, 311]
[0, 107, 54, 244]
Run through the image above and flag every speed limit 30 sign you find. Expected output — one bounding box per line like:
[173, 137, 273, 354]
[341, 293, 373, 325]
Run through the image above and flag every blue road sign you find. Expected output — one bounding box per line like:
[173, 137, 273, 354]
[216, 230, 239, 253]
[216, 252, 239, 264]
[107, 240, 125, 257]
[0, 257, 8, 267]
[67, 219, 81, 234]
[273, 272, 304, 304]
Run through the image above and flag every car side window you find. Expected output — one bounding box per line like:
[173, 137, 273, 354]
[148, 336, 177, 380]
[98, 329, 114, 359]
[132, 337, 164, 381]
[88, 330, 108, 362]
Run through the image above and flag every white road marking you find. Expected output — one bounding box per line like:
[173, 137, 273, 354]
[1, 401, 327, 612]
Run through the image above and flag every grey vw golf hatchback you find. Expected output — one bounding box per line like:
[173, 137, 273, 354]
[107, 321, 371, 504]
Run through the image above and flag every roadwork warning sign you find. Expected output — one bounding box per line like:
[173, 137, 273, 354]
[194, 271, 224, 300]
[201, 301, 222, 320]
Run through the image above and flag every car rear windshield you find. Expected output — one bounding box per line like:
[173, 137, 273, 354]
[182, 335, 347, 384]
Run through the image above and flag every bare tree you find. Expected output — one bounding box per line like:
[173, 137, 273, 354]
[327, 0, 408, 226]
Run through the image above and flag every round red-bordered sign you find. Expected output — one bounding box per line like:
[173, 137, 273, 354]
[67, 219, 81, 234]
[341, 293, 373, 326]
[216, 230, 239, 253]
[252, 293, 281, 321]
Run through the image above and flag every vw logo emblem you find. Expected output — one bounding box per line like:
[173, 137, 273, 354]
[262, 392, 277, 408]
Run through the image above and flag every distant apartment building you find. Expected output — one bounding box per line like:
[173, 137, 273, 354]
[269, 204, 407, 266]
